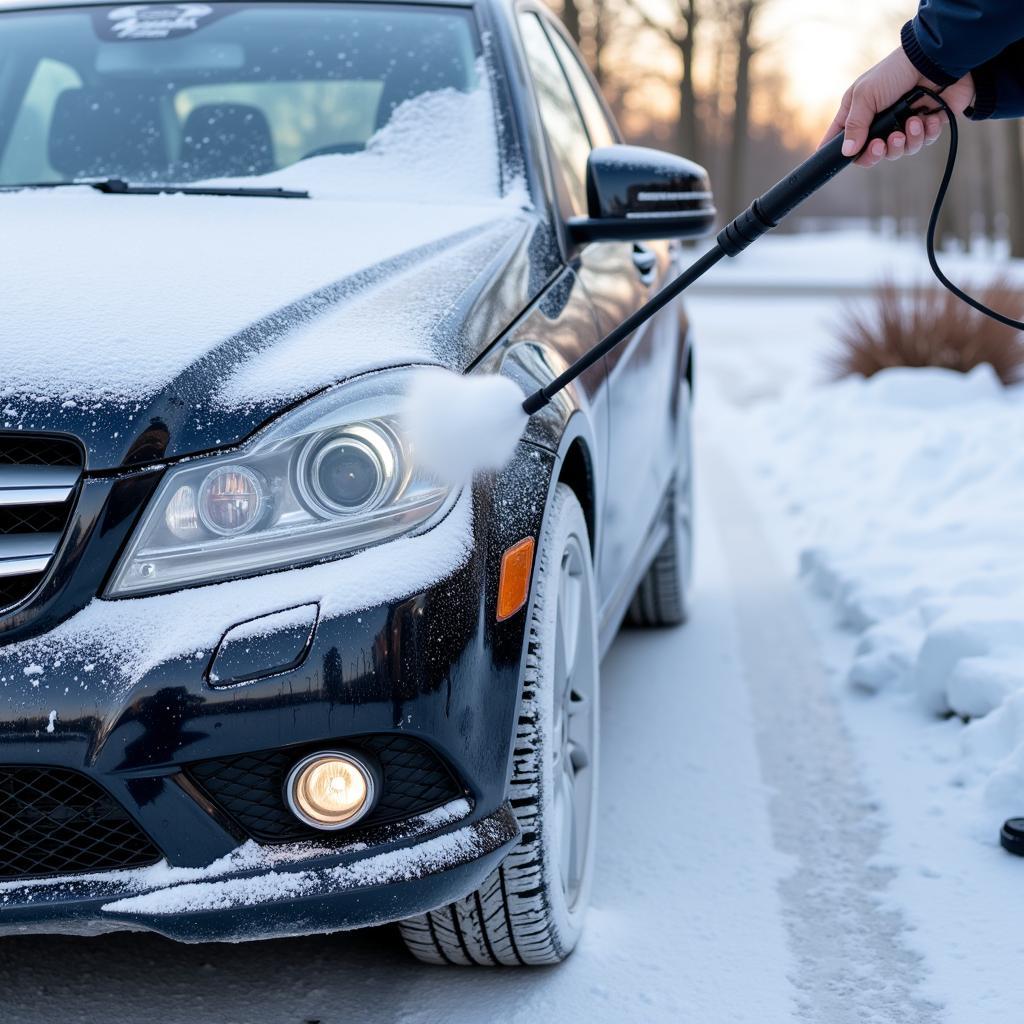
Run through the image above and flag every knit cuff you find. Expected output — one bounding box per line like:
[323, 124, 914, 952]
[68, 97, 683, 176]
[901, 20, 957, 88]
[966, 61, 997, 120]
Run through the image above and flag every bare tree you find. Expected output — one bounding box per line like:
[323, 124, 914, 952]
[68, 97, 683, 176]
[719, 0, 772, 220]
[560, 0, 582, 43]
[590, 0, 611, 86]
[972, 121, 997, 243]
[1006, 120, 1024, 258]
[623, 0, 702, 162]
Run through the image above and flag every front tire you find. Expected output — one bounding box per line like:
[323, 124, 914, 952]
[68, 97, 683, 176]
[399, 485, 599, 966]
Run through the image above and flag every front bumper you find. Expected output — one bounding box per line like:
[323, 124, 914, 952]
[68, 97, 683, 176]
[0, 801, 518, 942]
[0, 445, 554, 940]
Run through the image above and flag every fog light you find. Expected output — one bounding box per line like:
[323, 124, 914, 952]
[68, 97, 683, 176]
[285, 751, 376, 830]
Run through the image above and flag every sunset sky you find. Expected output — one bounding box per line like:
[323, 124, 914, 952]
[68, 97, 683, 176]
[761, 0, 907, 132]
[613, 0, 912, 143]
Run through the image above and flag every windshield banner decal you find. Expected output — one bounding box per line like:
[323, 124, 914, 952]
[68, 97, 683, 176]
[94, 4, 225, 42]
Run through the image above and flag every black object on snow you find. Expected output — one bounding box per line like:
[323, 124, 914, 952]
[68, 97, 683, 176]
[999, 819, 1024, 856]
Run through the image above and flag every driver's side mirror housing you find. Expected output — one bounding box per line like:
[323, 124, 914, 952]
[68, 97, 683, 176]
[568, 145, 716, 244]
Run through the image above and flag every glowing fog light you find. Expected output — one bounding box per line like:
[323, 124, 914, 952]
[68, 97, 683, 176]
[285, 751, 376, 830]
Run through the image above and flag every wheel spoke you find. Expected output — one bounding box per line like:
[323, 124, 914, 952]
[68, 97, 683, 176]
[570, 761, 591, 889]
[551, 702, 564, 770]
[566, 691, 591, 768]
[558, 577, 581, 688]
[557, 764, 576, 896]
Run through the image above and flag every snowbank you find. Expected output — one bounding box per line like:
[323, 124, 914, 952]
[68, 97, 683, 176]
[724, 360, 1024, 819]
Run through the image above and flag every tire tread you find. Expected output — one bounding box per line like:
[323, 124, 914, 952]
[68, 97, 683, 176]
[399, 486, 591, 967]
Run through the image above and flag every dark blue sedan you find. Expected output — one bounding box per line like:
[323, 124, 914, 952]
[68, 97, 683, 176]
[0, 0, 713, 963]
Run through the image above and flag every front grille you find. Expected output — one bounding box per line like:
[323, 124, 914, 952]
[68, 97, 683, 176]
[0, 573, 44, 609]
[0, 766, 161, 879]
[0, 505, 67, 534]
[189, 734, 464, 843]
[0, 434, 83, 612]
[0, 436, 81, 467]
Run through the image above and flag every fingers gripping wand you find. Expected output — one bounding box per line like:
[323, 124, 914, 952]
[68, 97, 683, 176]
[521, 88, 928, 415]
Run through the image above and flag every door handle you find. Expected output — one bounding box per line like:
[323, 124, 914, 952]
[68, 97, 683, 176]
[632, 244, 657, 285]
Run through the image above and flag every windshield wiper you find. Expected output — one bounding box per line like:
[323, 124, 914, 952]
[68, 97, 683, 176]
[0, 178, 309, 199]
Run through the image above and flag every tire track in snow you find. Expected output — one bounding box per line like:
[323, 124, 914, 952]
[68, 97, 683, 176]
[704, 444, 944, 1024]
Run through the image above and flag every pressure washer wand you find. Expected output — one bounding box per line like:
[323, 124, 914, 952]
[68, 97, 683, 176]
[521, 87, 929, 416]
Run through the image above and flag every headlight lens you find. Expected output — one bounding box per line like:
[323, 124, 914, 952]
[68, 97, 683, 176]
[296, 424, 398, 517]
[198, 466, 268, 537]
[107, 369, 453, 597]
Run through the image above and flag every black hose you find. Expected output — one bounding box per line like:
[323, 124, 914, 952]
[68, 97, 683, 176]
[919, 86, 1024, 331]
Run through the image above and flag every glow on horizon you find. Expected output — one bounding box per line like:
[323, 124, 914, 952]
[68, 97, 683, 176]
[760, 0, 906, 134]
[609, 0, 908, 143]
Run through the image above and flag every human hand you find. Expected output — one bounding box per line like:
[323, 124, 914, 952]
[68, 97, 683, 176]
[820, 47, 975, 167]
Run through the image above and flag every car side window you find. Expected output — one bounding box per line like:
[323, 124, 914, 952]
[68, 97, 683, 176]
[518, 12, 592, 216]
[546, 28, 617, 150]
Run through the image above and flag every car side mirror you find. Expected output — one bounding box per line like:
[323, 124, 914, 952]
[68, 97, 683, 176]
[568, 144, 716, 244]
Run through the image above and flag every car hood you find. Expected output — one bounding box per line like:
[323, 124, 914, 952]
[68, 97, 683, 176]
[1, 189, 540, 470]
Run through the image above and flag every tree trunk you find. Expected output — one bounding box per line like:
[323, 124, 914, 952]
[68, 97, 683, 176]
[678, 3, 700, 163]
[561, 0, 582, 44]
[592, 0, 609, 86]
[1005, 119, 1024, 258]
[725, 1, 754, 219]
[624, 0, 700, 159]
[974, 122, 997, 244]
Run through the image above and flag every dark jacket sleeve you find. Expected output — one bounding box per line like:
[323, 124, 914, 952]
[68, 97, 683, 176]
[966, 42, 1024, 120]
[901, 1, 1024, 85]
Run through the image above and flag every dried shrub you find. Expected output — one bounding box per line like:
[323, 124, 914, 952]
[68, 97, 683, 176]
[831, 278, 1024, 385]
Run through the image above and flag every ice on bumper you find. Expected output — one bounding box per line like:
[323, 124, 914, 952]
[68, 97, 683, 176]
[0, 799, 518, 936]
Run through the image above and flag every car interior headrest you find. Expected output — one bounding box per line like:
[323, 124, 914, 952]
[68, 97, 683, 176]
[179, 103, 275, 180]
[48, 87, 168, 181]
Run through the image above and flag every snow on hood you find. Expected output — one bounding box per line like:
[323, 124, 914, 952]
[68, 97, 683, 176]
[0, 189, 526, 407]
[0, 81, 534, 455]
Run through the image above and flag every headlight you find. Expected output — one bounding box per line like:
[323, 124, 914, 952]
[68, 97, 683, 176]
[295, 425, 398, 517]
[106, 369, 453, 597]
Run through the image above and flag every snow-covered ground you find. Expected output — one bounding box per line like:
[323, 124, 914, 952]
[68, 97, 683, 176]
[2, 230, 1023, 1022]
[692, 227, 1024, 1022]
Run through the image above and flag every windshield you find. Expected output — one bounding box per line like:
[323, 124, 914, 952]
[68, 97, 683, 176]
[0, 2, 502, 198]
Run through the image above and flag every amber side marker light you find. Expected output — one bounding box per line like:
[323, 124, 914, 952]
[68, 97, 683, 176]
[497, 537, 535, 622]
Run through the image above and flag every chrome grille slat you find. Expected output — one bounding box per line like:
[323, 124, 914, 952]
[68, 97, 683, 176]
[0, 436, 83, 611]
[0, 534, 62, 578]
[0, 465, 79, 506]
